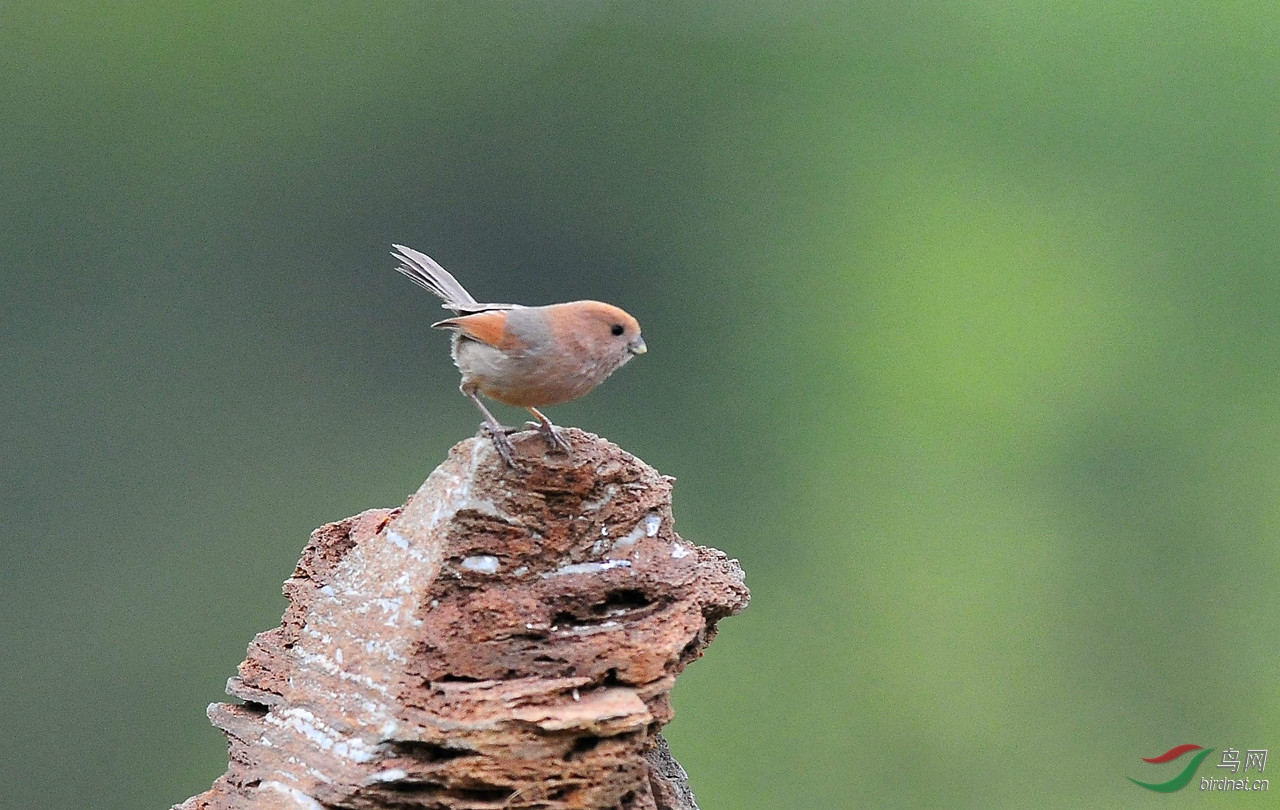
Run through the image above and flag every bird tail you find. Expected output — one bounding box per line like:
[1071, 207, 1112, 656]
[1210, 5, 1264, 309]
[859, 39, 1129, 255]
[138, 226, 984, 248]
[391, 244, 480, 311]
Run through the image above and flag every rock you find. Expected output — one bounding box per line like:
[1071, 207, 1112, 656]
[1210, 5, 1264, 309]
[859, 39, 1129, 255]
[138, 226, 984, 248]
[176, 429, 749, 810]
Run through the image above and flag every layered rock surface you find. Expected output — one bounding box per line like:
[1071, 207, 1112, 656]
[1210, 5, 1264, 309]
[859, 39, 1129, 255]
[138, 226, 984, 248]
[176, 429, 748, 810]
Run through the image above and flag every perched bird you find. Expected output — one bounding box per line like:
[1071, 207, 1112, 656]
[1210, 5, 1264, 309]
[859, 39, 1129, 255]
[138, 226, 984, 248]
[391, 244, 647, 466]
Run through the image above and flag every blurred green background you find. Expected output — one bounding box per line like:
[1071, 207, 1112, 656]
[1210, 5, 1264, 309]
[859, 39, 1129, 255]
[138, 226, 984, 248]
[4, 3, 1278, 808]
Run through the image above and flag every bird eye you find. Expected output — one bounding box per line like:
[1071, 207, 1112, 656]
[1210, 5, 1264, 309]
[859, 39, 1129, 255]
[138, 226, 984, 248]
[610, 323, 624, 336]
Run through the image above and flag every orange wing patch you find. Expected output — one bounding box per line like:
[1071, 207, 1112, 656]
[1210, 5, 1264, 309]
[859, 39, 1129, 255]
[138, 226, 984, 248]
[432, 310, 525, 350]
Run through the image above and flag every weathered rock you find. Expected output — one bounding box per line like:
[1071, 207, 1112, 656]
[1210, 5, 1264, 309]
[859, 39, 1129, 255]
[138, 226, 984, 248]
[176, 429, 748, 810]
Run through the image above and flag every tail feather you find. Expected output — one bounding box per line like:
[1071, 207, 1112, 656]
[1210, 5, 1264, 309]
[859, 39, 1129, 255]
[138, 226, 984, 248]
[391, 244, 480, 311]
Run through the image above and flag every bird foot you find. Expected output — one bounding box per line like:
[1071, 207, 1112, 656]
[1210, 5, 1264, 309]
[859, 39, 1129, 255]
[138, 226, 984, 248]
[480, 423, 518, 466]
[524, 420, 572, 454]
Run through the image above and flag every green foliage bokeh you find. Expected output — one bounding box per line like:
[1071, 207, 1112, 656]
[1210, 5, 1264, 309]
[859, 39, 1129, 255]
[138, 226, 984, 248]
[3, 4, 1278, 808]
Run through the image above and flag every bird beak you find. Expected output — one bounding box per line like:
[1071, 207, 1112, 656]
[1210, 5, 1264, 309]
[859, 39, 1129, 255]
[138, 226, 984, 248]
[628, 336, 647, 355]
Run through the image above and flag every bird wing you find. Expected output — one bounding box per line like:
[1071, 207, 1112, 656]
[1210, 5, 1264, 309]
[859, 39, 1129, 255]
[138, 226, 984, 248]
[432, 310, 527, 351]
[392, 244, 517, 313]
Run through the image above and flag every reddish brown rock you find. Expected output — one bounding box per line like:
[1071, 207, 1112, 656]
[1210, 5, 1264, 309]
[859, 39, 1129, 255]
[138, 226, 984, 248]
[176, 429, 748, 810]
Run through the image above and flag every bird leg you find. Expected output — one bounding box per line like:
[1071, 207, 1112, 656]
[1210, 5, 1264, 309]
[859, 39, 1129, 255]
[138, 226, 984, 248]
[525, 406, 572, 454]
[463, 388, 517, 466]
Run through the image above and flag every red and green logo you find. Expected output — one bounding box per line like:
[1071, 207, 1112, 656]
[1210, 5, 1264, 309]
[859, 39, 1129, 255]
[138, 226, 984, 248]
[1128, 744, 1214, 792]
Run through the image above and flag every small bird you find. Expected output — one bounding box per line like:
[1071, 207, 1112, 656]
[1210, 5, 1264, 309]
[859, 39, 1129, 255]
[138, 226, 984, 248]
[391, 244, 647, 466]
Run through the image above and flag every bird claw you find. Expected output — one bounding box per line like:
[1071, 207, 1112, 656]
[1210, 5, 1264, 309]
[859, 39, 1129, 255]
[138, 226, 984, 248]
[524, 420, 572, 454]
[476, 420, 567, 466]
[481, 423, 518, 466]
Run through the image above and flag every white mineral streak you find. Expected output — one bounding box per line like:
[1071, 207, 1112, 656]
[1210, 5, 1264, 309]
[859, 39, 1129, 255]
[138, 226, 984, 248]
[581, 483, 617, 512]
[262, 448, 517, 785]
[257, 780, 327, 809]
[609, 512, 661, 555]
[545, 559, 632, 577]
[460, 554, 500, 574]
